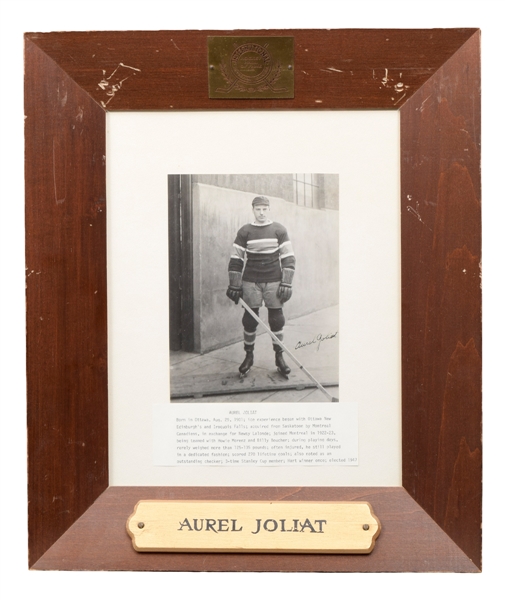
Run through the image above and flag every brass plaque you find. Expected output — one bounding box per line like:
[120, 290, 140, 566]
[127, 500, 381, 554]
[208, 36, 294, 99]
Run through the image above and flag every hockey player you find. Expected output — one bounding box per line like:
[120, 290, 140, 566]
[226, 195, 295, 377]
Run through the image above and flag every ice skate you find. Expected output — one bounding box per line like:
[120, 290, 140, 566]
[275, 351, 291, 379]
[239, 350, 254, 378]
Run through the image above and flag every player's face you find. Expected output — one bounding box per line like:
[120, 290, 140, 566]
[253, 204, 269, 223]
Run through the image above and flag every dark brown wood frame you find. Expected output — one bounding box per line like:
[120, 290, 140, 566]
[25, 29, 481, 572]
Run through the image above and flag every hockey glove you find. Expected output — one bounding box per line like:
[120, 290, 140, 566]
[226, 286, 243, 304]
[277, 268, 294, 303]
[226, 271, 243, 305]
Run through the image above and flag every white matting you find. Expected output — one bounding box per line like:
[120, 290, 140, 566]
[107, 110, 401, 486]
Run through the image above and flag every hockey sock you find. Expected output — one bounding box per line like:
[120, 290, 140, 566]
[268, 308, 285, 351]
[242, 307, 259, 350]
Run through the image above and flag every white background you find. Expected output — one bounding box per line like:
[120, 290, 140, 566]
[1, 0, 502, 597]
[108, 110, 400, 486]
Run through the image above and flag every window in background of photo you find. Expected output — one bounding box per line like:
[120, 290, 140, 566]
[294, 173, 318, 207]
[292, 174, 340, 210]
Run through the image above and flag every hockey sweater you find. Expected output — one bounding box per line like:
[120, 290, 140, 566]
[228, 221, 296, 282]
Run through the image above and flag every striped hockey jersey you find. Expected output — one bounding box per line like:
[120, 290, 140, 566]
[228, 221, 295, 282]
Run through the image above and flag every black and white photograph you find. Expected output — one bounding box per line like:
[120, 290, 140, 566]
[168, 174, 339, 403]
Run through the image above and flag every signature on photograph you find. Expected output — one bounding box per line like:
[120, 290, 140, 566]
[294, 331, 338, 352]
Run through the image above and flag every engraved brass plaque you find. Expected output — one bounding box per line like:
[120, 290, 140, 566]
[127, 500, 381, 554]
[208, 36, 294, 99]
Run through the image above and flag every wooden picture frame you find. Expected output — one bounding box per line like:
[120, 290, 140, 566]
[25, 28, 481, 572]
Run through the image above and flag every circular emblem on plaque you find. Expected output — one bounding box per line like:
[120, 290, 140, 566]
[230, 43, 272, 85]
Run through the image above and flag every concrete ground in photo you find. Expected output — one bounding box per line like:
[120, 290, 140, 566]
[170, 304, 339, 403]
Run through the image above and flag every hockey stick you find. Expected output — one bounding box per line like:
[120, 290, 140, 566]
[238, 298, 338, 402]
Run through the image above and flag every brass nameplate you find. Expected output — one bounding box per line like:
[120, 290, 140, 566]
[127, 500, 380, 554]
[208, 36, 294, 99]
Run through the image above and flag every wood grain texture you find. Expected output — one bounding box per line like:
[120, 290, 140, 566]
[26, 29, 477, 110]
[400, 31, 481, 568]
[25, 28, 481, 572]
[25, 39, 108, 567]
[32, 487, 478, 572]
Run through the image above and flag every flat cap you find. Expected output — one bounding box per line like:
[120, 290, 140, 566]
[252, 196, 270, 207]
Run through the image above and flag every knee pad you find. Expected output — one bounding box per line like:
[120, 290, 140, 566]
[242, 308, 259, 332]
[268, 308, 285, 332]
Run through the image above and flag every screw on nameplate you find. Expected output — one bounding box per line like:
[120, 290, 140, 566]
[126, 500, 381, 554]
